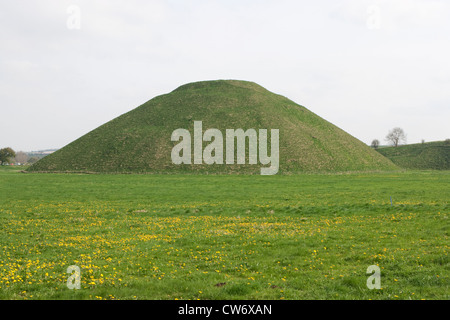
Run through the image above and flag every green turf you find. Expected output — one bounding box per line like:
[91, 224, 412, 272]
[27, 80, 397, 173]
[376, 141, 450, 170]
[0, 167, 448, 300]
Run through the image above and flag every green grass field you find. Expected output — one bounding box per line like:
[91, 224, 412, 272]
[0, 167, 448, 300]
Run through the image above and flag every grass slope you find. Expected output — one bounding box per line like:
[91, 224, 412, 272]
[28, 80, 397, 173]
[376, 141, 450, 170]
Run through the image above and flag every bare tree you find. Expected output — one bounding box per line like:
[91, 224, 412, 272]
[14, 151, 29, 164]
[385, 127, 407, 147]
[371, 139, 380, 149]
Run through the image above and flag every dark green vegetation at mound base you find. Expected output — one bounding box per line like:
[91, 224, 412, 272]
[376, 141, 449, 170]
[28, 80, 397, 173]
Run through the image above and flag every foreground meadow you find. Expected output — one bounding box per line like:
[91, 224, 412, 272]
[0, 168, 448, 300]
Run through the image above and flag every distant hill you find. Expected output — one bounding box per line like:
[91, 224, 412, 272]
[376, 141, 450, 170]
[28, 80, 398, 174]
[27, 149, 58, 158]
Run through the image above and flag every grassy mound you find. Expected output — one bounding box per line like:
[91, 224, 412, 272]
[28, 80, 397, 174]
[376, 141, 450, 170]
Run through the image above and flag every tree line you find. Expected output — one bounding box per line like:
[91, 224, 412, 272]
[371, 127, 407, 149]
[0, 147, 40, 165]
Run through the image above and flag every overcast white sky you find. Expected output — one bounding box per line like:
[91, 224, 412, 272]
[1, 0, 449, 151]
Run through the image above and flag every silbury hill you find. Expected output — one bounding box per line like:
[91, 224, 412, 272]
[28, 80, 398, 174]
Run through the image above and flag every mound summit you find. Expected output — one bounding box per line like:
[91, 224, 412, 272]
[28, 80, 397, 174]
